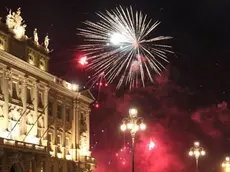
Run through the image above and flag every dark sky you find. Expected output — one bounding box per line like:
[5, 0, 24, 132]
[0, 0, 230, 101]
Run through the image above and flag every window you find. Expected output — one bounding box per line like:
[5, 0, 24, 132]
[37, 129, 41, 137]
[40, 162, 44, 172]
[67, 166, 71, 172]
[58, 167, 63, 172]
[48, 100, 52, 116]
[12, 82, 18, 99]
[57, 135, 61, 145]
[48, 133, 52, 143]
[38, 92, 43, 108]
[27, 88, 32, 104]
[66, 107, 70, 122]
[57, 104, 62, 119]
[65, 137, 69, 147]
[80, 112, 84, 124]
[50, 165, 54, 172]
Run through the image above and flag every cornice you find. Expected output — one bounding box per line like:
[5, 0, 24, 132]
[0, 50, 54, 82]
[49, 82, 78, 98]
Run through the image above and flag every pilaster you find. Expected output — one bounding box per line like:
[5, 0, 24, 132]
[2, 69, 11, 130]
[43, 86, 49, 144]
[32, 81, 38, 137]
[20, 77, 27, 135]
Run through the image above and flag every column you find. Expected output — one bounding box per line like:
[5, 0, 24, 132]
[32, 82, 38, 137]
[2, 69, 11, 130]
[43, 87, 49, 145]
[20, 77, 27, 136]
[63, 99, 66, 159]
[53, 96, 57, 157]
[71, 100, 78, 161]
[86, 109, 90, 152]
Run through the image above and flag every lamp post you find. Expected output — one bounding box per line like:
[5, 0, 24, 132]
[222, 157, 230, 172]
[189, 141, 206, 172]
[120, 108, 146, 172]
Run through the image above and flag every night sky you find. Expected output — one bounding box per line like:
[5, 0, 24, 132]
[1, 0, 229, 95]
[1, 1, 230, 171]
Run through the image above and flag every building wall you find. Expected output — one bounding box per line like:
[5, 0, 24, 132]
[0, 10, 96, 171]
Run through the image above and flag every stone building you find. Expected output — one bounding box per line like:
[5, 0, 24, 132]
[0, 8, 96, 172]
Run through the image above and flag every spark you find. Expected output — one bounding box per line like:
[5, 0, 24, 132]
[79, 56, 88, 65]
[148, 139, 155, 151]
[78, 6, 173, 89]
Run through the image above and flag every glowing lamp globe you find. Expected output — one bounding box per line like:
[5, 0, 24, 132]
[129, 108, 138, 117]
[226, 157, 230, 161]
[201, 150, 205, 156]
[120, 124, 127, 131]
[140, 123, 146, 130]
[189, 151, 193, 156]
[194, 141, 200, 147]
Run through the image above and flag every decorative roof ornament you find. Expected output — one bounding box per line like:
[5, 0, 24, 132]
[33, 28, 39, 45]
[6, 8, 26, 39]
[44, 34, 50, 52]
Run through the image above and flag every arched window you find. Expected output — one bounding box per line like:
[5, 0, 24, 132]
[10, 163, 23, 172]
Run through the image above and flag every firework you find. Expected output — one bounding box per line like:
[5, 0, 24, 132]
[78, 6, 173, 88]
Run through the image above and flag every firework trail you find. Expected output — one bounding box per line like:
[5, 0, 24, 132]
[78, 6, 173, 89]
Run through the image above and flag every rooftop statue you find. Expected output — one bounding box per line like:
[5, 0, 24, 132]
[44, 34, 50, 51]
[33, 28, 39, 45]
[6, 8, 26, 39]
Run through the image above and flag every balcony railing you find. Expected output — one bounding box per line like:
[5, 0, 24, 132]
[0, 137, 47, 154]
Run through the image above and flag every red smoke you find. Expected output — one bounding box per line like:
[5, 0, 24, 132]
[91, 70, 230, 172]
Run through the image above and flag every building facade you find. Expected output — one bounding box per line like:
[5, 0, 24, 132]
[0, 8, 96, 172]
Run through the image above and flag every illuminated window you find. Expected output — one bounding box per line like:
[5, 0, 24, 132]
[37, 129, 41, 137]
[57, 104, 62, 119]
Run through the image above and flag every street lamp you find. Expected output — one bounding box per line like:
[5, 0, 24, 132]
[120, 108, 146, 172]
[189, 141, 206, 172]
[222, 157, 230, 172]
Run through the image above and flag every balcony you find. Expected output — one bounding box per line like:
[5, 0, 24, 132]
[0, 137, 47, 154]
[85, 156, 96, 168]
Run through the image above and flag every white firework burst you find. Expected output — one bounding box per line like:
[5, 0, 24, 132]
[78, 6, 173, 89]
